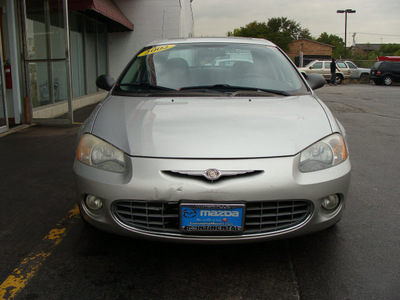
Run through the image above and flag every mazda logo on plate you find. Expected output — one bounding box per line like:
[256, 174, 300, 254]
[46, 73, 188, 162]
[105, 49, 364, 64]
[204, 169, 222, 181]
[183, 208, 197, 218]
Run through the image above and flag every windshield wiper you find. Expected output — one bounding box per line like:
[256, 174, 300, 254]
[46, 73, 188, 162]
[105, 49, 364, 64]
[180, 84, 290, 96]
[231, 88, 291, 97]
[179, 84, 228, 94]
[118, 83, 176, 91]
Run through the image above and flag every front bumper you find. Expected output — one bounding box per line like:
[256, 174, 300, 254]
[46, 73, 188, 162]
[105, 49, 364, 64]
[73, 154, 351, 243]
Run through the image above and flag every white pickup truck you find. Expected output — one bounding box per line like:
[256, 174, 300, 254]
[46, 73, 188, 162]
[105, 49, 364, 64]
[344, 60, 370, 82]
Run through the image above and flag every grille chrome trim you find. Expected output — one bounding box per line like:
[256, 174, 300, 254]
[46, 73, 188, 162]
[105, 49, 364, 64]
[113, 201, 180, 233]
[112, 200, 313, 236]
[167, 169, 262, 182]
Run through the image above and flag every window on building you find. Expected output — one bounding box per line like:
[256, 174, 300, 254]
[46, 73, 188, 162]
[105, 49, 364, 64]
[70, 13, 108, 98]
[25, 0, 68, 107]
[25, 3, 108, 109]
[97, 23, 107, 77]
[69, 13, 85, 98]
[85, 19, 97, 94]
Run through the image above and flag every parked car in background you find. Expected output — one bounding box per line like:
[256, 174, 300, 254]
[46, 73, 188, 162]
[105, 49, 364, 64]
[213, 58, 252, 67]
[298, 60, 353, 84]
[370, 61, 400, 85]
[344, 60, 370, 81]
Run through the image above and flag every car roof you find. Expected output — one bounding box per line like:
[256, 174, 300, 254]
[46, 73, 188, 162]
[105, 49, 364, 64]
[308, 60, 333, 63]
[145, 37, 277, 47]
[309, 60, 348, 64]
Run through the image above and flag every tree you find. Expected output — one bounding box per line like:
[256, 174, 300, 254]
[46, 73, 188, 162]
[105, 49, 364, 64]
[228, 21, 269, 39]
[317, 32, 345, 58]
[228, 17, 311, 52]
[267, 17, 312, 40]
[380, 43, 400, 56]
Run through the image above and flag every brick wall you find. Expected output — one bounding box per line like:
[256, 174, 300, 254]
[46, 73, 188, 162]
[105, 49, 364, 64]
[287, 40, 333, 61]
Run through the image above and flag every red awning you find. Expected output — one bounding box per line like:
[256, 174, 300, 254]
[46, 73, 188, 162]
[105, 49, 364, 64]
[68, 0, 134, 32]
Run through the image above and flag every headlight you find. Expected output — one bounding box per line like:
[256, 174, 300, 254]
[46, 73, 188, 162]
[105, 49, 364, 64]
[76, 134, 125, 173]
[299, 133, 348, 172]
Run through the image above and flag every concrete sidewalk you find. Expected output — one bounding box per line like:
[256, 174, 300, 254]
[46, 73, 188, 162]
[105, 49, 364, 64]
[0, 103, 98, 138]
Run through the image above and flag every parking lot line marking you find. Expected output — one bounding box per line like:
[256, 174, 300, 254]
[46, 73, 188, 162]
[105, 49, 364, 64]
[0, 205, 80, 300]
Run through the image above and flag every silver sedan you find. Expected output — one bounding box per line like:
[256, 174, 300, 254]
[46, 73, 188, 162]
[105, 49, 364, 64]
[73, 37, 351, 243]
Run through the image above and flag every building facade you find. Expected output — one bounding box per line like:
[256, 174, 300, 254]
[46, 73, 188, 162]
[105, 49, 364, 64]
[287, 39, 334, 67]
[0, 0, 194, 134]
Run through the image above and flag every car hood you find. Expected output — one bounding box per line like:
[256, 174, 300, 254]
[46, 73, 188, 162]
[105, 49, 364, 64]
[91, 95, 333, 158]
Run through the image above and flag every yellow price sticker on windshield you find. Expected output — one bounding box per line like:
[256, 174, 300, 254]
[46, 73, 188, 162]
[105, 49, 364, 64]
[138, 45, 176, 57]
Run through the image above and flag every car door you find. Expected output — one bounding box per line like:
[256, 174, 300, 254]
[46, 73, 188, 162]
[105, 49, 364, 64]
[337, 62, 351, 78]
[323, 62, 332, 79]
[345, 61, 359, 78]
[309, 62, 327, 79]
[393, 63, 400, 81]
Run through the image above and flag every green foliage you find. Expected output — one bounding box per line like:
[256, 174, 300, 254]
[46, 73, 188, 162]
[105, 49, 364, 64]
[317, 32, 344, 46]
[380, 43, 400, 55]
[228, 17, 311, 52]
[352, 43, 400, 62]
[267, 17, 312, 40]
[228, 21, 269, 39]
[317, 32, 345, 58]
[228, 18, 400, 61]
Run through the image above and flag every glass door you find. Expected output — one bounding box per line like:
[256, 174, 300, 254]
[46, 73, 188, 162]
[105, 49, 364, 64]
[0, 30, 8, 133]
[22, 0, 73, 124]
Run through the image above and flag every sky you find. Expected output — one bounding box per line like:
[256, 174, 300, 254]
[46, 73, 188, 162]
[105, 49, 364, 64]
[191, 0, 400, 45]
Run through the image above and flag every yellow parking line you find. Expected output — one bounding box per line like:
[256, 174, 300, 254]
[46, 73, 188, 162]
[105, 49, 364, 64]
[73, 122, 83, 125]
[0, 205, 80, 300]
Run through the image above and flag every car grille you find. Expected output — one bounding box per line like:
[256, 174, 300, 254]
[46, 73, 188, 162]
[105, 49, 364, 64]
[113, 201, 180, 233]
[112, 200, 312, 235]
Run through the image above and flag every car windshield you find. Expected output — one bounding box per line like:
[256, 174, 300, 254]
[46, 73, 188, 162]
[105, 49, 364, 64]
[114, 42, 309, 96]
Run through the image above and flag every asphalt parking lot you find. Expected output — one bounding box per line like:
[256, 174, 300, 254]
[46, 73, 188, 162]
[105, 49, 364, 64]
[0, 83, 399, 299]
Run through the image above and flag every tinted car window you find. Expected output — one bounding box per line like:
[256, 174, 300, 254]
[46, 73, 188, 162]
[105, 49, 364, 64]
[312, 62, 323, 69]
[371, 62, 382, 69]
[324, 62, 330, 69]
[380, 62, 390, 71]
[392, 63, 400, 71]
[346, 62, 357, 69]
[116, 43, 308, 95]
[337, 62, 347, 68]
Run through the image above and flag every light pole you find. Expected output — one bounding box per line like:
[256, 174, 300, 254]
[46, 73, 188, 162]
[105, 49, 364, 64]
[337, 9, 356, 58]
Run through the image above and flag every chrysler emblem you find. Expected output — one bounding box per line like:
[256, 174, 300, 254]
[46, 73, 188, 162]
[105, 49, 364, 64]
[204, 169, 222, 181]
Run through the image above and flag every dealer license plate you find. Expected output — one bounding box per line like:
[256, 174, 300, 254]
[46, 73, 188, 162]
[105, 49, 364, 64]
[180, 203, 245, 234]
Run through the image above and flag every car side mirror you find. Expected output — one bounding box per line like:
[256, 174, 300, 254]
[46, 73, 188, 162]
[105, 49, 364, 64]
[305, 73, 325, 90]
[96, 75, 115, 91]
